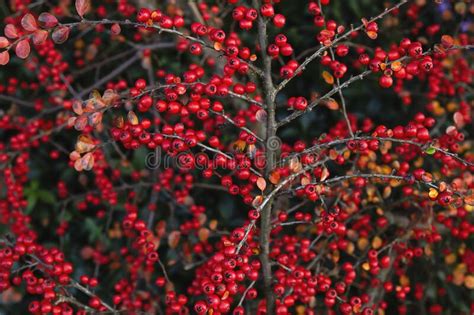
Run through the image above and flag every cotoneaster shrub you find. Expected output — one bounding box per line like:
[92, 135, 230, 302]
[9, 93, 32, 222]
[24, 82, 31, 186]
[0, 0, 473, 314]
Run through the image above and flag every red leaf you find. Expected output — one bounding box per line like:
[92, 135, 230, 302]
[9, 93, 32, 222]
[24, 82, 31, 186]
[4, 24, 19, 39]
[0, 51, 9, 66]
[15, 39, 30, 59]
[38, 12, 58, 29]
[0, 36, 9, 49]
[75, 0, 90, 18]
[111, 23, 121, 35]
[21, 13, 38, 32]
[52, 26, 70, 44]
[32, 30, 48, 45]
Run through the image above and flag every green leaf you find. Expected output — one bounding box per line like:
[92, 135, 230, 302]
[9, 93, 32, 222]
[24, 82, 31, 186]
[425, 147, 436, 155]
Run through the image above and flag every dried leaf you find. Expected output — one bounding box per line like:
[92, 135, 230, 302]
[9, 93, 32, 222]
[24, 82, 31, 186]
[74, 115, 88, 130]
[38, 12, 58, 29]
[320, 167, 330, 182]
[75, 0, 91, 18]
[4, 24, 19, 39]
[252, 195, 263, 208]
[289, 156, 301, 173]
[81, 152, 94, 171]
[421, 172, 433, 183]
[198, 228, 210, 242]
[464, 192, 474, 206]
[113, 115, 124, 128]
[21, 13, 38, 32]
[74, 158, 84, 171]
[32, 30, 48, 45]
[383, 186, 392, 198]
[72, 100, 83, 115]
[102, 89, 118, 105]
[446, 125, 457, 136]
[52, 26, 70, 44]
[127, 111, 139, 125]
[256, 109, 267, 122]
[88, 111, 103, 126]
[168, 231, 181, 249]
[76, 135, 95, 153]
[322, 71, 334, 85]
[0, 51, 9, 66]
[301, 177, 310, 186]
[257, 177, 266, 191]
[69, 150, 81, 161]
[453, 112, 464, 128]
[15, 39, 30, 59]
[0, 36, 9, 49]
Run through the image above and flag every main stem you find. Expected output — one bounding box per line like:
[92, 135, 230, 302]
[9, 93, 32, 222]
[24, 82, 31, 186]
[253, 0, 277, 313]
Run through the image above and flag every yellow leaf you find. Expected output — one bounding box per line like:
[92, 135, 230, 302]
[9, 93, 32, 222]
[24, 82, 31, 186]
[127, 110, 139, 125]
[390, 61, 403, 72]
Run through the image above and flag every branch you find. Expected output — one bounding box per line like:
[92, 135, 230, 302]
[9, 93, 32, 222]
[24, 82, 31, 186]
[275, 0, 409, 93]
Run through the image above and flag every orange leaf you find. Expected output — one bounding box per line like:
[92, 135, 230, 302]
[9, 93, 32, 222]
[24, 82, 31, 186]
[441, 35, 454, 49]
[322, 71, 334, 85]
[257, 177, 267, 191]
[269, 171, 281, 185]
[233, 140, 247, 152]
[366, 31, 378, 40]
[213, 42, 222, 51]
[325, 99, 339, 110]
